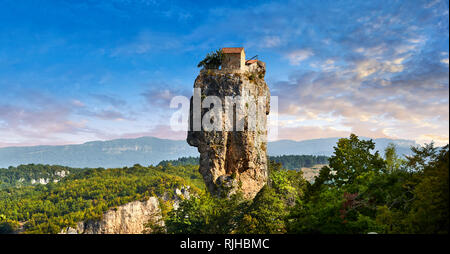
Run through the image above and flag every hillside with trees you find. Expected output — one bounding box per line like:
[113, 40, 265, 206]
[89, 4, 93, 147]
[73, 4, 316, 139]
[0, 164, 203, 233]
[162, 135, 449, 234]
[0, 135, 448, 234]
[0, 164, 87, 189]
[158, 155, 329, 170]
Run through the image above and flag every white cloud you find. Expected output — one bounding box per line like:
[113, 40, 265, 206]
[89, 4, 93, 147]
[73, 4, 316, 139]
[262, 36, 282, 48]
[273, 45, 449, 144]
[354, 59, 404, 78]
[416, 134, 449, 146]
[286, 49, 314, 65]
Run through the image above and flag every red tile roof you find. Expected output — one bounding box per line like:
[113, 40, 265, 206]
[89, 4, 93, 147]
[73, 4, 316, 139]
[246, 59, 258, 64]
[222, 47, 244, 54]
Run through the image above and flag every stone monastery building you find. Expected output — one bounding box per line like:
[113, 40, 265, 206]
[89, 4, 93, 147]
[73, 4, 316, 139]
[222, 47, 258, 71]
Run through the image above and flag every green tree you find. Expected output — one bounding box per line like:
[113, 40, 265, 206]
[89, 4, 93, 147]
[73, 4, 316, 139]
[328, 134, 386, 187]
[165, 192, 247, 234]
[197, 49, 223, 69]
[384, 143, 404, 172]
[236, 186, 287, 234]
[405, 144, 449, 233]
[237, 161, 307, 234]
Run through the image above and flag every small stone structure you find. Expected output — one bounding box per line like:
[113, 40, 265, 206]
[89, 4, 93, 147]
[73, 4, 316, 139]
[222, 47, 246, 70]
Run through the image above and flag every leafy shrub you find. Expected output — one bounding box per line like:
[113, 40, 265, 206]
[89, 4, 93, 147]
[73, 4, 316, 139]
[197, 49, 223, 69]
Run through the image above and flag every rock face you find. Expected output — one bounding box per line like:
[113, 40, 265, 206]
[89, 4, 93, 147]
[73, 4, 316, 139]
[187, 60, 270, 199]
[60, 187, 191, 234]
[160, 186, 191, 210]
[77, 197, 162, 234]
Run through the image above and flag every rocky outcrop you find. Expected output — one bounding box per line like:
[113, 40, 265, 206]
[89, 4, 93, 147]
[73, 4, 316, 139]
[73, 197, 161, 234]
[159, 186, 191, 210]
[187, 60, 270, 199]
[60, 187, 191, 234]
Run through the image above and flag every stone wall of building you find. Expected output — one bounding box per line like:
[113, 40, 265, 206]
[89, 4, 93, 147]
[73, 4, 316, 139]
[222, 53, 242, 70]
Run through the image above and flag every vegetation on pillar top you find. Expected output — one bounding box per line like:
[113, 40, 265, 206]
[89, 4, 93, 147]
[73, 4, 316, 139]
[197, 49, 224, 69]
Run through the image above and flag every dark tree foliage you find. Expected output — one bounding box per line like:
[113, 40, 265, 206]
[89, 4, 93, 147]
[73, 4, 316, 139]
[289, 135, 449, 234]
[1, 134, 448, 234]
[0, 164, 203, 234]
[157, 157, 199, 167]
[268, 155, 329, 170]
[164, 160, 308, 234]
[327, 134, 386, 187]
[403, 144, 449, 233]
[165, 193, 248, 234]
[0, 164, 86, 189]
[157, 155, 328, 171]
[197, 49, 223, 69]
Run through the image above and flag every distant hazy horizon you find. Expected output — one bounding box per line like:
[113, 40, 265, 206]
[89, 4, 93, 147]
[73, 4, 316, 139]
[0, 133, 418, 148]
[0, 135, 417, 168]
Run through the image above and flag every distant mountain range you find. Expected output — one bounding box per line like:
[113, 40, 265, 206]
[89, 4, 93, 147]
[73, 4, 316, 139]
[267, 137, 416, 157]
[0, 136, 416, 168]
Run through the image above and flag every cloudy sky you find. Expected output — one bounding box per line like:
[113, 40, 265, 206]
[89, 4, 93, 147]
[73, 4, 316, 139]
[0, 0, 448, 147]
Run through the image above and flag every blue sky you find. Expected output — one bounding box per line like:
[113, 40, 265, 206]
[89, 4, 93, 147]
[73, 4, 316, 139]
[0, 0, 448, 147]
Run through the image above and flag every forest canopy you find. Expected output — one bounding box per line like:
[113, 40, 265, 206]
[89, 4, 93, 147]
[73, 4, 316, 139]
[0, 134, 448, 234]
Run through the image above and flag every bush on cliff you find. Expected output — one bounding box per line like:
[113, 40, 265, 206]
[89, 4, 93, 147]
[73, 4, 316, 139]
[197, 49, 223, 69]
